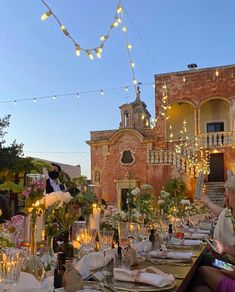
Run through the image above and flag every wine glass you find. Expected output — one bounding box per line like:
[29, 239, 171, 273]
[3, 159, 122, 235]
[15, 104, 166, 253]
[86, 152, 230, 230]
[99, 229, 113, 276]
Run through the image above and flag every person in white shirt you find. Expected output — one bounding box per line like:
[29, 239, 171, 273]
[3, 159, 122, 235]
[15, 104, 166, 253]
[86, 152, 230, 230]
[46, 163, 65, 194]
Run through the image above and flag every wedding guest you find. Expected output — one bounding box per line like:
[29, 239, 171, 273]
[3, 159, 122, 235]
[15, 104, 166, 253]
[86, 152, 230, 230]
[193, 240, 235, 292]
[201, 194, 225, 218]
[46, 163, 65, 194]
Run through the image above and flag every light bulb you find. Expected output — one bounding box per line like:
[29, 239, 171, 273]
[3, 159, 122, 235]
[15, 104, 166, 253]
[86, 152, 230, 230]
[130, 62, 135, 68]
[60, 25, 69, 36]
[127, 44, 132, 50]
[101, 90, 104, 95]
[125, 86, 128, 92]
[215, 70, 219, 77]
[76, 93, 80, 98]
[14, 100, 17, 106]
[75, 44, 81, 56]
[53, 95, 56, 100]
[115, 16, 122, 23]
[86, 50, 94, 60]
[122, 26, 127, 32]
[183, 77, 186, 82]
[133, 78, 137, 85]
[100, 35, 108, 41]
[117, 4, 123, 14]
[97, 46, 103, 54]
[41, 10, 52, 21]
[33, 98, 37, 103]
[95, 48, 102, 58]
[111, 21, 119, 28]
[152, 83, 155, 88]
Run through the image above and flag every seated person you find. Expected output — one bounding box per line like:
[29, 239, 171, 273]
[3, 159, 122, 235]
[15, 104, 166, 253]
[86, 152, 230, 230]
[213, 172, 235, 264]
[46, 163, 65, 194]
[193, 240, 235, 292]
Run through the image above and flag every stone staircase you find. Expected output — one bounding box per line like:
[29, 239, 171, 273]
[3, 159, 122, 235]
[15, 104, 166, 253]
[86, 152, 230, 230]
[205, 182, 225, 207]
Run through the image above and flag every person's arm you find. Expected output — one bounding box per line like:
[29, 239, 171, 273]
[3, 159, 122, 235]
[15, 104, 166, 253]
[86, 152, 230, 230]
[201, 195, 223, 218]
[214, 239, 235, 257]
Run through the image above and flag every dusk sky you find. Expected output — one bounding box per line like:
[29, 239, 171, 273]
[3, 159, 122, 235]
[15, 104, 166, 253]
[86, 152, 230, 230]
[0, 0, 234, 178]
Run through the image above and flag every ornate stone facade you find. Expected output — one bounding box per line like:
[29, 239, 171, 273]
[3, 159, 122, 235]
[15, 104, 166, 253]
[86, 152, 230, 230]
[87, 65, 235, 205]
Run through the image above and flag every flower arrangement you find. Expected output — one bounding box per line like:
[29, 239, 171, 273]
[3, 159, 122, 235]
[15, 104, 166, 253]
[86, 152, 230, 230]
[4, 215, 25, 247]
[0, 225, 15, 248]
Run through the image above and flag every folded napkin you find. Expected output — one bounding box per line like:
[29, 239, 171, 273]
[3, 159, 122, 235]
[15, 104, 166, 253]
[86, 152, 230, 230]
[149, 250, 193, 260]
[74, 249, 117, 279]
[199, 223, 212, 230]
[12, 272, 42, 292]
[169, 237, 201, 246]
[113, 266, 175, 288]
[131, 239, 152, 253]
[63, 262, 83, 292]
[188, 228, 210, 234]
[184, 233, 206, 239]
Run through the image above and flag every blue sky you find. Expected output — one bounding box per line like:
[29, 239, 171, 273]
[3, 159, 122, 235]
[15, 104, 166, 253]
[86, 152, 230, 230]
[0, 0, 234, 178]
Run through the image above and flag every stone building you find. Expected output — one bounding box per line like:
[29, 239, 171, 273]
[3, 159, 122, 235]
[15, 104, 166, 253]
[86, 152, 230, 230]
[87, 64, 235, 207]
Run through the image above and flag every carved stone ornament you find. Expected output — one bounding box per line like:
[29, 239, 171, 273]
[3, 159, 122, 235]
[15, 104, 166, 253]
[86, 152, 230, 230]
[120, 149, 135, 165]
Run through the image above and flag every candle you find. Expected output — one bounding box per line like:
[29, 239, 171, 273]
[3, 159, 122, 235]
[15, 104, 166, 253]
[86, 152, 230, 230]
[89, 205, 100, 231]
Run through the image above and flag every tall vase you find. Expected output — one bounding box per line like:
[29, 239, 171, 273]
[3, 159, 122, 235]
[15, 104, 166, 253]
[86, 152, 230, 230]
[22, 214, 45, 281]
[40, 236, 56, 271]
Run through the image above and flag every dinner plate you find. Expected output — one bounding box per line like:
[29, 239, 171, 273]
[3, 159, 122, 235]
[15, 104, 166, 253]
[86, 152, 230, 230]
[107, 278, 176, 291]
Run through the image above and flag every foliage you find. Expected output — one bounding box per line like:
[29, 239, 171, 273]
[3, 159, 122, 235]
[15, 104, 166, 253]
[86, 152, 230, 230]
[0, 226, 15, 248]
[74, 190, 96, 221]
[157, 178, 189, 217]
[0, 182, 24, 193]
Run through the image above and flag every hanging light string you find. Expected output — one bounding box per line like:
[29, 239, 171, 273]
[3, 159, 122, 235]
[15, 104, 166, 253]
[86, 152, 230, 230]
[119, 1, 137, 88]
[0, 82, 154, 105]
[40, 0, 122, 59]
[40, 1, 138, 86]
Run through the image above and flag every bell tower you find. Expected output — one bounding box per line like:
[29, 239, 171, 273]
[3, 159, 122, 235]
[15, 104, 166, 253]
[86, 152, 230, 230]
[119, 86, 151, 130]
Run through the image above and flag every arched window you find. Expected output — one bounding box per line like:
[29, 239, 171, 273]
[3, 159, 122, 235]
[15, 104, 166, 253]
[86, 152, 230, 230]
[124, 111, 129, 127]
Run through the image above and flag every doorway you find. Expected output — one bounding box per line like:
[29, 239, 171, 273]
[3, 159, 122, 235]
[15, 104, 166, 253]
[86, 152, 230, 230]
[208, 153, 224, 182]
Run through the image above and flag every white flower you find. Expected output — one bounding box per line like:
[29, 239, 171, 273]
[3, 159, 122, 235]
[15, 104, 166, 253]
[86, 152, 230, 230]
[180, 199, 191, 205]
[140, 184, 153, 191]
[160, 190, 170, 198]
[131, 187, 140, 196]
[157, 199, 165, 205]
[41, 191, 72, 207]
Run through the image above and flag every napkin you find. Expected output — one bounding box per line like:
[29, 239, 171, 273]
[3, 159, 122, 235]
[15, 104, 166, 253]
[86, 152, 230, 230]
[63, 262, 83, 292]
[199, 223, 212, 230]
[131, 239, 152, 253]
[113, 266, 174, 288]
[169, 237, 201, 246]
[188, 228, 210, 234]
[12, 272, 42, 292]
[149, 250, 193, 260]
[123, 246, 137, 266]
[184, 233, 206, 239]
[74, 249, 117, 279]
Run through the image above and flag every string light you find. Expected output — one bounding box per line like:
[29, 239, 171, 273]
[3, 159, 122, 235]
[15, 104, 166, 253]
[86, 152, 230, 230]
[0, 82, 154, 105]
[33, 98, 37, 103]
[86, 50, 94, 60]
[95, 48, 102, 58]
[40, 0, 139, 87]
[215, 70, 219, 77]
[75, 44, 81, 57]
[14, 100, 17, 106]
[100, 90, 104, 95]
[60, 25, 69, 36]
[41, 10, 52, 21]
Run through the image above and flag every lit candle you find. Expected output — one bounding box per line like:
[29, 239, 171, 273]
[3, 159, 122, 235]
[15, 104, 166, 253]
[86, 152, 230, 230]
[89, 204, 100, 231]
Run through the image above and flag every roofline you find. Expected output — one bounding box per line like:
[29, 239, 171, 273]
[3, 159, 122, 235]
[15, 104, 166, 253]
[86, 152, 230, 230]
[154, 64, 235, 78]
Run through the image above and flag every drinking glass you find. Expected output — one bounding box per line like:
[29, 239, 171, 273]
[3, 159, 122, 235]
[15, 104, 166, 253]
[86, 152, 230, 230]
[99, 229, 113, 276]
[118, 222, 130, 249]
[0, 248, 23, 291]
